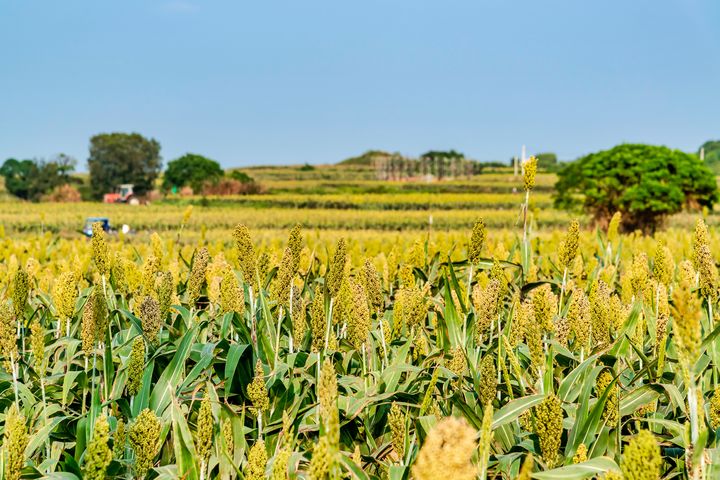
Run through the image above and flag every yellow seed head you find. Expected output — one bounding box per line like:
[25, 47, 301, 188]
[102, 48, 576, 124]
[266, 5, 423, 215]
[558, 220, 580, 269]
[596, 370, 619, 426]
[327, 238, 348, 297]
[140, 255, 161, 297]
[3, 403, 28, 480]
[220, 267, 244, 314]
[308, 435, 331, 480]
[567, 288, 591, 352]
[271, 225, 303, 305]
[84, 413, 112, 480]
[271, 448, 291, 480]
[53, 271, 78, 321]
[447, 346, 467, 382]
[388, 402, 405, 457]
[478, 355, 497, 406]
[393, 287, 426, 337]
[233, 224, 258, 288]
[621, 430, 662, 480]
[318, 358, 339, 448]
[196, 392, 214, 462]
[362, 259, 383, 312]
[187, 247, 209, 303]
[155, 271, 174, 320]
[516, 455, 534, 480]
[347, 279, 371, 350]
[412, 416, 478, 480]
[11, 268, 29, 319]
[653, 241, 673, 286]
[30, 319, 45, 373]
[533, 393, 563, 467]
[533, 284, 558, 333]
[310, 292, 326, 352]
[573, 443, 588, 464]
[672, 275, 702, 370]
[248, 360, 270, 415]
[182, 204, 193, 224]
[692, 218, 710, 270]
[710, 386, 720, 431]
[91, 222, 109, 276]
[129, 408, 161, 478]
[126, 337, 145, 396]
[469, 219, 487, 264]
[139, 295, 161, 344]
[522, 156, 538, 191]
[0, 304, 18, 370]
[473, 279, 500, 343]
[590, 281, 612, 346]
[607, 211, 622, 243]
[245, 439, 268, 480]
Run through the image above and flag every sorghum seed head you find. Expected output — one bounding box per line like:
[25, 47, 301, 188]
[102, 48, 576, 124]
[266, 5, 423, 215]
[523, 156, 538, 191]
[91, 222, 109, 276]
[196, 391, 214, 462]
[388, 402, 405, 457]
[84, 413, 112, 480]
[412, 416, 478, 480]
[558, 220, 580, 269]
[128, 408, 162, 478]
[621, 430, 662, 480]
[533, 393, 563, 467]
[3, 403, 28, 480]
[186, 247, 209, 303]
[327, 238, 348, 297]
[126, 337, 145, 397]
[248, 360, 270, 415]
[139, 295, 161, 344]
[469, 219, 487, 264]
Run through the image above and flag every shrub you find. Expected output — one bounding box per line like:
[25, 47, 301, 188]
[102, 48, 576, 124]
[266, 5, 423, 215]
[554, 144, 717, 232]
[41, 184, 81, 202]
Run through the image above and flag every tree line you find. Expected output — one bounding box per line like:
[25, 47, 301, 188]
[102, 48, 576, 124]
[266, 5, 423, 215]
[1, 132, 256, 201]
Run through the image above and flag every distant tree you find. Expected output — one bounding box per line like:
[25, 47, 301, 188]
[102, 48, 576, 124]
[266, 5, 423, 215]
[699, 140, 720, 173]
[419, 149, 465, 160]
[534, 152, 558, 170]
[87, 133, 162, 199]
[0, 154, 76, 201]
[555, 144, 717, 232]
[339, 150, 392, 166]
[229, 170, 256, 183]
[163, 154, 224, 192]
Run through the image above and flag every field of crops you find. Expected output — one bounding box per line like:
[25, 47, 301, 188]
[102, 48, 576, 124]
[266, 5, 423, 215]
[2, 168, 720, 480]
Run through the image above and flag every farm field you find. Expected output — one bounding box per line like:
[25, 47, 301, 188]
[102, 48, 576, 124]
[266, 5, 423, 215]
[1, 168, 720, 479]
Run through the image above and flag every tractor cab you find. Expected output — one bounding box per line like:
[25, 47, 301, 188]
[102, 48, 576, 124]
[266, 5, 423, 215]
[82, 217, 111, 237]
[103, 184, 135, 203]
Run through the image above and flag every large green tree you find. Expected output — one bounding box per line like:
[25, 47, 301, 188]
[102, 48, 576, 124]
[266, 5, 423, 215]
[87, 133, 162, 199]
[0, 154, 76, 201]
[163, 153, 224, 192]
[555, 144, 717, 232]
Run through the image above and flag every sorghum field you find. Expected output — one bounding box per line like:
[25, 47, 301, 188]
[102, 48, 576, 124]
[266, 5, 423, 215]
[3, 167, 720, 480]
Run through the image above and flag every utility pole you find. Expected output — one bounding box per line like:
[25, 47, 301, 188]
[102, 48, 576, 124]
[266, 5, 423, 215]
[701, 147, 705, 161]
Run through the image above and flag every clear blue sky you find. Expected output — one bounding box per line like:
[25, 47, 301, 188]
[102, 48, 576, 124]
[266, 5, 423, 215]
[1, 1, 719, 168]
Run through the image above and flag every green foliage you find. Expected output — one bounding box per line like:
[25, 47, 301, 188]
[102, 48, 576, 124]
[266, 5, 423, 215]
[88, 132, 162, 199]
[0, 154, 76, 201]
[535, 152, 558, 170]
[419, 149, 465, 160]
[229, 169, 256, 183]
[338, 150, 392, 166]
[164, 153, 224, 192]
[699, 140, 720, 173]
[554, 143, 717, 231]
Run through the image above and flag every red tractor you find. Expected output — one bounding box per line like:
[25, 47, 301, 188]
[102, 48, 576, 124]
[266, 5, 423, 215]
[103, 184, 136, 204]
